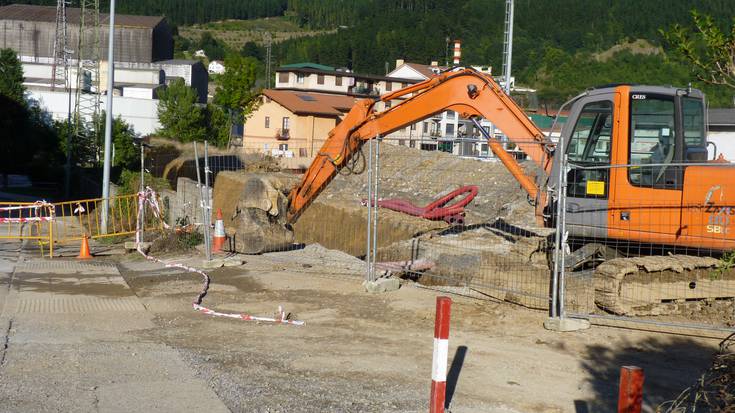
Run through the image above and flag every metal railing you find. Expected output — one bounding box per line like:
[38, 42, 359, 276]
[49, 192, 163, 245]
[0, 201, 55, 257]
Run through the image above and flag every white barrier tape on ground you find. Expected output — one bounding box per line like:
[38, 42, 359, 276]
[135, 188, 304, 326]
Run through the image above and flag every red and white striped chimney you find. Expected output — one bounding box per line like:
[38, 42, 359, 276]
[429, 296, 452, 413]
[452, 40, 462, 65]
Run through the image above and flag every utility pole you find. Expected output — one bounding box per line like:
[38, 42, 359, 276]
[264, 32, 272, 88]
[502, 0, 514, 95]
[499, 0, 515, 153]
[100, 0, 115, 234]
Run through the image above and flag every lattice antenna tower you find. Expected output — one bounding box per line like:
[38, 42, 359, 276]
[73, 0, 102, 162]
[51, 0, 69, 92]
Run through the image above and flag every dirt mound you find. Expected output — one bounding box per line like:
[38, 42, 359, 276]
[321, 143, 537, 226]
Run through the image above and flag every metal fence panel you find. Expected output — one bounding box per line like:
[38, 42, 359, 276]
[50, 193, 161, 244]
[0, 201, 55, 257]
[369, 137, 554, 309]
[559, 160, 735, 331]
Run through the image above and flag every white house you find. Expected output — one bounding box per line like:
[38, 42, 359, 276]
[708, 108, 735, 160]
[208, 60, 225, 75]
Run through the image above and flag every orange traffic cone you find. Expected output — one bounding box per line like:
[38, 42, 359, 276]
[77, 235, 92, 259]
[212, 208, 226, 254]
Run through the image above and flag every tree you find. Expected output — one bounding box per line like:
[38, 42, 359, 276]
[213, 55, 259, 112]
[0, 48, 25, 104]
[661, 10, 734, 89]
[198, 32, 226, 61]
[110, 115, 139, 170]
[157, 79, 206, 142]
[205, 104, 232, 148]
[240, 41, 263, 61]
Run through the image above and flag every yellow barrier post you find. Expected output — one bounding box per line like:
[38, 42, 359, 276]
[48, 217, 54, 258]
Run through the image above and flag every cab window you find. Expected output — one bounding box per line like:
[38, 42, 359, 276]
[628, 95, 678, 188]
[566, 100, 612, 198]
[683, 97, 706, 161]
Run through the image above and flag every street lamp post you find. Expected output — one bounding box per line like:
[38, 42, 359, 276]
[100, 0, 116, 233]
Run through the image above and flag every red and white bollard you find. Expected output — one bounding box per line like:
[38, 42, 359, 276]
[617, 366, 644, 413]
[429, 296, 452, 413]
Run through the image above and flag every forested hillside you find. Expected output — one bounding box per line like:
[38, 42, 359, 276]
[0, 0, 287, 25]
[3, 0, 732, 105]
[278, 0, 735, 105]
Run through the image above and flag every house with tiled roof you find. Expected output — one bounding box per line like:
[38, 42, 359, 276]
[243, 89, 357, 168]
[246, 59, 526, 166]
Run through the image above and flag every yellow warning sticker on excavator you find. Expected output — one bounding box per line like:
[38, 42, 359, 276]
[586, 180, 605, 195]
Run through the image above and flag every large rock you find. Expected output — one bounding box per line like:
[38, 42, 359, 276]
[212, 170, 445, 256]
[213, 172, 298, 254]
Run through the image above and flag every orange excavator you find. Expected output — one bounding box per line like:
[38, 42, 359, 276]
[259, 68, 735, 315]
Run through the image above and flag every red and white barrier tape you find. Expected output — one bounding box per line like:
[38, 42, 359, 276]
[0, 200, 53, 213]
[136, 188, 304, 326]
[0, 216, 54, 223]
[0, 201, 55, 223]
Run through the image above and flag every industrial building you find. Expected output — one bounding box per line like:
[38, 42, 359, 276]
[0, 3, 173, 63]
[0, 4, 208, 135]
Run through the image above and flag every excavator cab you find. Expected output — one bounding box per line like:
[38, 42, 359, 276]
[556, 85, 735, 252]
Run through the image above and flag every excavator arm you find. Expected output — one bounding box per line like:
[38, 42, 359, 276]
[286, 68, 555, 223]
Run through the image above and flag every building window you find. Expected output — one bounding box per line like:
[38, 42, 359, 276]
[385, 82, 392, 92]
[296, 73, 305, 84]
[446, 111, 455, 119]
[299, 148, 308, 157]
[446, 123, 455, 135]
[282, 117, 290, 131]
[423, 122, 429, 134]
[384, 100, 392, 109]
[279, 143, 288, 151]
[398, 139, 405, 146]
[336, 76, 342, 86]
[317, 74, 325, 85]
[278, 72, 289, 83]
[402, 82, 408, 89]
[265, 116, 270, 128]
[410, 123, 416, 131]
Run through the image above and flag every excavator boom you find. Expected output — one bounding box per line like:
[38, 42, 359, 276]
[287, 68, 554, 223]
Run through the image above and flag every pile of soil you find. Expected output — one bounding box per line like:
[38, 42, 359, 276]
[320, 142, 538, 226]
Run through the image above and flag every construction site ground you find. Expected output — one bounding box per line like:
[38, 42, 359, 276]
[0, 240, 722, 413]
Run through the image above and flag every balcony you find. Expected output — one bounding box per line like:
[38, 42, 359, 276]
[275, 128, 290, 140]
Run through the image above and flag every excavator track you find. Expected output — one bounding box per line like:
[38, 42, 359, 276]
[593, 255, 735, 317]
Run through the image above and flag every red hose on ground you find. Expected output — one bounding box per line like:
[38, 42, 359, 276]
[362, 185, 478, 225]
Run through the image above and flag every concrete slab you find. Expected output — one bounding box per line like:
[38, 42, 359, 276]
[0, 258, 230, 411]
[97, 380, 231, 413]
[124, 241, 151, 253]
[363, 277, 401, 293]
[201, 258, 225, 269]
[543, 317, 591, 332]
